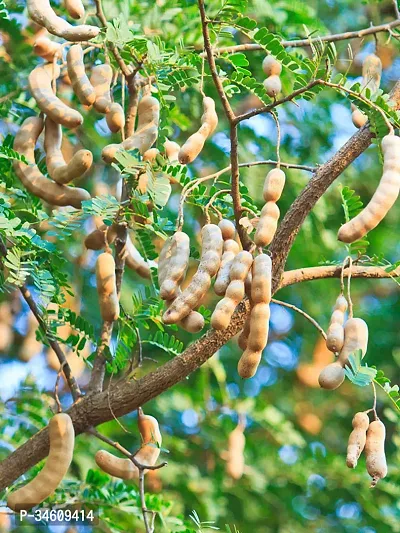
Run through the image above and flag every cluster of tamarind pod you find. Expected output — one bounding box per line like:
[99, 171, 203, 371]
[262, 55, 282, 98]
[347, 412, 387, 487]
[6, 408, 162, 511]
[319, 292, 368, 390]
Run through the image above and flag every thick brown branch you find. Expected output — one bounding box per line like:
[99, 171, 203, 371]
[280, 265, 400, 289]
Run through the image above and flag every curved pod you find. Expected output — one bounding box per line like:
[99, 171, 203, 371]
[67, 44, 96, 106]
[7, 413, 75, 511]
[13, 116, 90, 209]
[96, 253, 119, 322]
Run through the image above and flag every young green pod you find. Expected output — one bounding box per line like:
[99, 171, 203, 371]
[365, 420, 387, 487]
[96, 252, 119, 322]
[29, 63, 83, 128]
[13, 116, 90, 209]
[7, 414, 75, 511]
[346, 412, 370, 468]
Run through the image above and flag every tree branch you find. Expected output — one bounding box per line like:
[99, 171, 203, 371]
[0, 238, 81, 402]
[280, 264, 400, 289]
[207, 19, 400, 55]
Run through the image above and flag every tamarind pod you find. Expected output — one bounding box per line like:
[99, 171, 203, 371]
[211, 251, 253, 330]
[318, 361, 345, 390]
[13, 117, 90, 208]
[237, 315, 251, 350]
[179, 309, 205, 333]
[263, 75, 281, 98]
[178, 97, 218, 164]
[338, 135, 400, 243]
[28, 64, 83, 129]
[33, 36, 61, 62]
[143, 148, 160, 162]
[163, 224, 223, 324]
[254, 202, 280, 247]
[95, 252, 119, 322]
[250, 253, 272, 304]
[218, 219, 236, 241]
[67, 44, 96, 106]
[124, 236, 151, 279]
[102, 95, 160, 164]
[164, 139, 180, 162]
[362, 54, 382, 95]
[44, 117, 92, 184]
[262, 168, 286, 202]
[84, 224, 117, 250]
[238, 302, 270, 378]
[346, 412, 370, 468]
[106, 103, 125, 133]
[262, 56, 282, 76]
[90, 64, 113, 114]
[352, 109, 367, 129]
[337, 317, 368, 366]
[159, 232, 190, 300]
[27, 0, 99, 41]
[7, 414, 74, 511]
[214, 250, 236, 296]
[365, 420, 387, 487]
[95, 411, 162, 480]
[226, 425, 245, 480]
[326, 295, 348, 353]
[64, 0, 85, 19]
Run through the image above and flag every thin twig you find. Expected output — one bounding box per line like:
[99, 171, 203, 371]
[206, 18, 400, 55]
[347, 256, 354, 318]
[371, 381, 378, 420]
[0, 237, 82, 401]
[270, 111, 281, 168]
[271, 298, 327, 339]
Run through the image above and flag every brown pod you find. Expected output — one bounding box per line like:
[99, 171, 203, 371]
[44, 117, 93, 184]
[226, 423, 245, 480]
[29, 63, 83, 129]
[91, 64, 113, 114]
[102, 95, 160, 164]
[65, 0, 85, 19]
[13, 116, 90, 209]
[346, 412, 369, 468]
[7, 414, 75, 511]
[125, 236, 151, 279]
[178, 97, 218, 164]
[365, 420, 387, 487]
[84, 223, 117, 250]
[27, 0, 99, 41]
[67, 44, 96, 106]
[95, 252, 120, 322]
[106, 103, 126, 133]
[33, 36, 61, 62]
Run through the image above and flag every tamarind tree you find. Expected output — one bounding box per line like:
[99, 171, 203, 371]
[1, 0, 400, 531]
